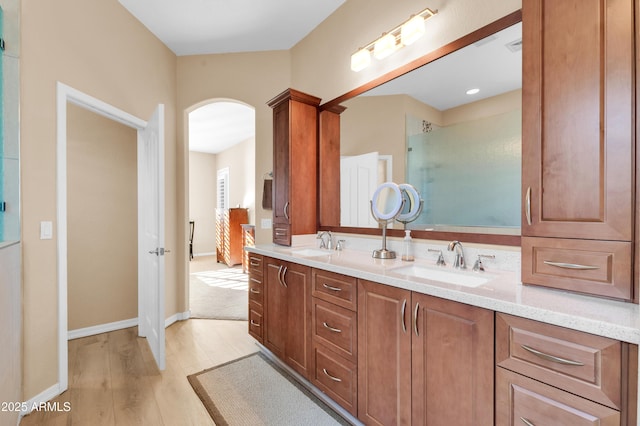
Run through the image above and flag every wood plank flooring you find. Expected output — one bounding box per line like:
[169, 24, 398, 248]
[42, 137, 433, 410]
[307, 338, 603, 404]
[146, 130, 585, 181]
[20, 319, 258, 425]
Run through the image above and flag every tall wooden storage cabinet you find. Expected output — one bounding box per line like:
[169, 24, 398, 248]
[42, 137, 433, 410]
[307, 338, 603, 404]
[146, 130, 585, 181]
[521, 0, 636, 300]
[216, 207, 249, 267]
[267, 89, 321, 246]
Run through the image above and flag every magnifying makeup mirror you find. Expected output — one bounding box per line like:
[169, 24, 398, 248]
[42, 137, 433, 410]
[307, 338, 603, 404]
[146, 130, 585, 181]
[370, 182, 404, 259]
[396, 183, 424, 226]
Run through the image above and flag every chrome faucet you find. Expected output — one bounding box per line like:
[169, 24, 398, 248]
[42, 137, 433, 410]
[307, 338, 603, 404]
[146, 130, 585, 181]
[447, 240, 466, 269]
[317, 231, 333, 250]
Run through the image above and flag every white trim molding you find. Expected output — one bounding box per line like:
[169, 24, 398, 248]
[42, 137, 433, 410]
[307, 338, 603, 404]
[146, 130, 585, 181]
[67, 318, 139, 340]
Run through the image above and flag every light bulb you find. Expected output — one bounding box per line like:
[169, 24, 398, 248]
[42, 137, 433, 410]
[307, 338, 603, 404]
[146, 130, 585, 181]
[351, 48, 371, 72]
[373, 33, 397, 59]
[401, 15, 425, 46]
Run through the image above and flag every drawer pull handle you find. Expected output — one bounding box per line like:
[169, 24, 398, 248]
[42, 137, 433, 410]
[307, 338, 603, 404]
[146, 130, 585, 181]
[323, 322, 342, 333]
[543, 260, 599, 270]
[250, 320, 261, 327]
[521, 344, 584, 366]
[275, 230, 287, 237]
[250, 288, 261, 294]
[322, 368, 342, 382]
[250, 261, 260, 267]
[525, 187, 532, 226]
[250, 277, 261, 284]
[520, 418, 535, 426]
[322, 283, 342, 292]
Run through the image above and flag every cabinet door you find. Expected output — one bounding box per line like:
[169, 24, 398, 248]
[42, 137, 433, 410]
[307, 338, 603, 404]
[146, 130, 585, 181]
[358, 280, 412, 426]
[521, 0, 634, 241]
[282, 262, 312, 379]
[411, 294, 494, 426]
[272, 100, 291, 245]
[264, 258, 286, 359]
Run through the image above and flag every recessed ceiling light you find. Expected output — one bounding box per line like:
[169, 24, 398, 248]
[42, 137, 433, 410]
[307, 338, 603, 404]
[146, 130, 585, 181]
[466, 88, 480, 95]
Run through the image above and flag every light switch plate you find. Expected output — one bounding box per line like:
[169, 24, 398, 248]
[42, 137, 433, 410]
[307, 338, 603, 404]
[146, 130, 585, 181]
[40, 221, 53, 240]
[261, 218, 272, 229]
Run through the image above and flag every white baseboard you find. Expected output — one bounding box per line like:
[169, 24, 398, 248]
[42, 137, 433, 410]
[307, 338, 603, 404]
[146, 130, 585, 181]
[193, 252, 216, 257]
[68, 318, 138, 340]
[19, 383, 63, 419]
[68, 310, 190, 340]
[165, 310, 190, 327]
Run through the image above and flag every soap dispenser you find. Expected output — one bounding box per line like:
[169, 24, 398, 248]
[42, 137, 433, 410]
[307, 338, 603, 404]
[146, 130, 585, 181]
[401, 230, 415, 261]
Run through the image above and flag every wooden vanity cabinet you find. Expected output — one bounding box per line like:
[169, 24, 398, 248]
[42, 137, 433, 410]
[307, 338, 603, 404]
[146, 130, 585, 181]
[521, 0, 636, 300]
[267, 89, 321, 246]
[496, 313, 637, 425]
[247, 254, 264, 342]
[357, 280, 494, 426]
[310, 270, 358, 416]
[263, 257, 313, 379]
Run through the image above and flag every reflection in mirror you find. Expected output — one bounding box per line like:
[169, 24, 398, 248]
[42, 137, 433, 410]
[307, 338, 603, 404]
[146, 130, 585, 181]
[397, 183, 423, 225]
[339, 22, 522, 236]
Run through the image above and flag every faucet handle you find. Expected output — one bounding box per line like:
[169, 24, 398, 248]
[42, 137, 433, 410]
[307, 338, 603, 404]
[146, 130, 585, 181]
[472, 254, 495, 272]
[335, 239, 346, 251]
[428, 249, 446, 266]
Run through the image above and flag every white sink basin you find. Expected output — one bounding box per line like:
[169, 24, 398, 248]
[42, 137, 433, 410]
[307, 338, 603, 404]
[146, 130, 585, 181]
[290, 248, 332, 257]
[390, 265, 492, 288]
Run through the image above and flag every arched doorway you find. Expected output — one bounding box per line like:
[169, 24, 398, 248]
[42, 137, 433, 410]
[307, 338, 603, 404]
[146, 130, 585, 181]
[186, 99, 256, 319]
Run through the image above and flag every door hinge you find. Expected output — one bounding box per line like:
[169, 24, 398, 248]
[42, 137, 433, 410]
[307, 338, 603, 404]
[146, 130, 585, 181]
[148, 247, 171, 256]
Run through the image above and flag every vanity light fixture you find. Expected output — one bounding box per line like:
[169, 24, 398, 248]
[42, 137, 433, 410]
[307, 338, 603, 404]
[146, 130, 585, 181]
[351, 7, 437, 72]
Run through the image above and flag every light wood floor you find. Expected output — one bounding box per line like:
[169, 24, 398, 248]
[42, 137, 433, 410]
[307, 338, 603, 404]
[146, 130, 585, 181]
[20, 319, 258, 425]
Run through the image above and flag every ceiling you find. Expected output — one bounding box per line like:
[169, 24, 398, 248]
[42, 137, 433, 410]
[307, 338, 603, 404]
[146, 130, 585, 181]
[118, 0, 345, 154]
[119, 1, 521, 153]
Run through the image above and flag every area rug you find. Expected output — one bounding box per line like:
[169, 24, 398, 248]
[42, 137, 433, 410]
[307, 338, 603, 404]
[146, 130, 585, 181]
[190, 268, 248, 320]
[187, 352, 350, 426]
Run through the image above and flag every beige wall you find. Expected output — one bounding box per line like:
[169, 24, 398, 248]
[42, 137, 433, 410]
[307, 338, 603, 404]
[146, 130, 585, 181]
[177, 51, 291, 253]
[67, 104, 138, 331]
[21, 0, 177, 399]
[189, 151, 217, 255]
[216, 137, 255, 212]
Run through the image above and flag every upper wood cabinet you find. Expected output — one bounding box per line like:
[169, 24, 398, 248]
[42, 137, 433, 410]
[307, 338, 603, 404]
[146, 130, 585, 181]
[521, 0, 634, 241]
[268, 89, 321, 246]
[521, 0, 636, 300]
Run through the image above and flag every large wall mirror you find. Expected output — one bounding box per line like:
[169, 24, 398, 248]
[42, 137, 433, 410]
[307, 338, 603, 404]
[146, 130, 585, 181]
[320, 11, 522, 246]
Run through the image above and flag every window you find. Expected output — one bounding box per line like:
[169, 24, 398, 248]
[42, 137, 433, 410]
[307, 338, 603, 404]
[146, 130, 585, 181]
[217, 168, 229, 210]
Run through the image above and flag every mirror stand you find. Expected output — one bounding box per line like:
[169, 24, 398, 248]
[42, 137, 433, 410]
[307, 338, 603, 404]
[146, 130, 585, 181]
[370, 199, 405, 259]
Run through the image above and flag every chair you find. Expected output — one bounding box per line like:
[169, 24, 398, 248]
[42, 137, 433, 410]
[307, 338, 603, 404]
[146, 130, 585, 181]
[189, 221, 195, 261]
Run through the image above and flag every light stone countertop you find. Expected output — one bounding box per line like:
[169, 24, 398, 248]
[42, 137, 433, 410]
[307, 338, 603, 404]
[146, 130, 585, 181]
[247, 243, 640, 345]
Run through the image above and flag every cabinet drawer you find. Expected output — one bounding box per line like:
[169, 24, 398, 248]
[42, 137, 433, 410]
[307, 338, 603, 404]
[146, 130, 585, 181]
[312, 269, 357, 311]
[312, 299, 357, 363]
[248, 274, 264, 306]
[248, 303, 263, 342]
[522, 237, 632, 300]
[312, 345, 357, 416]
[273, 225, 290, 246]
[496, 313, 621, 409]
[496, 368, 620, 425]
[248, 254, 263, 276]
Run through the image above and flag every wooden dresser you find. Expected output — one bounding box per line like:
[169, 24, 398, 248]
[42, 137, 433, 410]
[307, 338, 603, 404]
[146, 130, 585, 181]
[216, 207, 249, 267]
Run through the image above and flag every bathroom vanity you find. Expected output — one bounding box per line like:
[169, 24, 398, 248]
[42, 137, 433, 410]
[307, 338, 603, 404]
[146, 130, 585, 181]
[246, 243, 639, 425]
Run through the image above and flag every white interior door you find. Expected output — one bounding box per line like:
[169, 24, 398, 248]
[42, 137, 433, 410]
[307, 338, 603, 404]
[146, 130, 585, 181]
[138, 104, 166, 370]
[340, 152, 380, 227]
